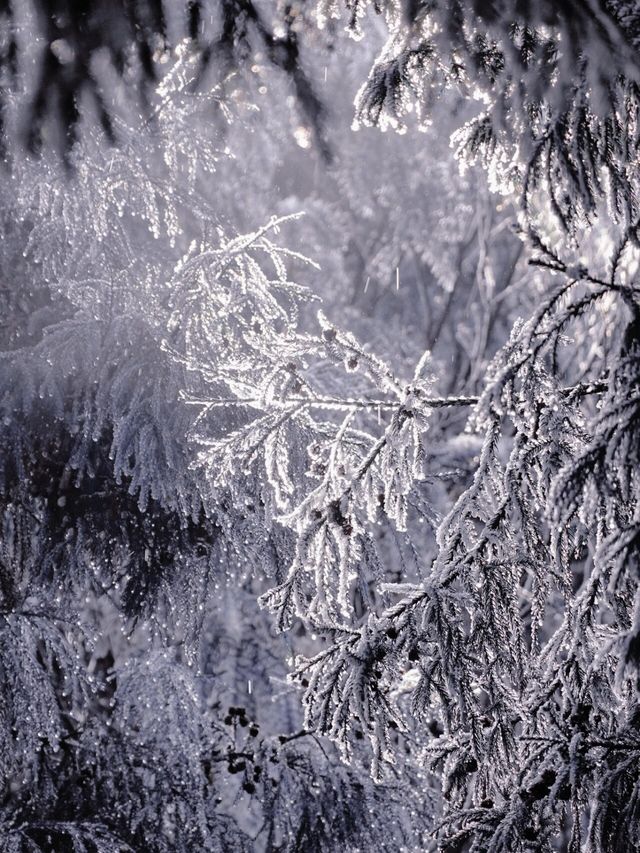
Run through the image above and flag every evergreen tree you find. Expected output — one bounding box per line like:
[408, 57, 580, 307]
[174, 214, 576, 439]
[3, 2, 640, 852]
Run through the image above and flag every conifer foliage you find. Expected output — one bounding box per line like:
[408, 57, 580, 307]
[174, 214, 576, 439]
[2, 2, 640, 852]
